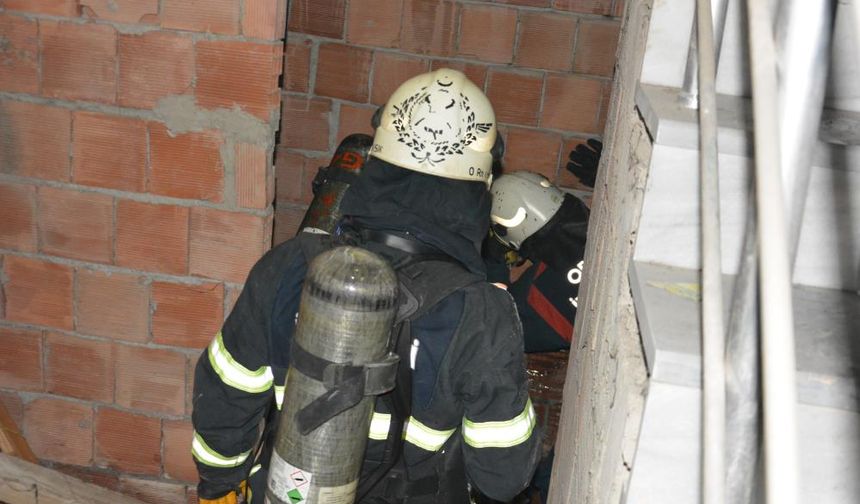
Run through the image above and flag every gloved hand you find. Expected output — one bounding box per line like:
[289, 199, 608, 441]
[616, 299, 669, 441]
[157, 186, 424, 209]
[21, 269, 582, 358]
[199, 480, 247, 504]
[566, 138, 603, 188]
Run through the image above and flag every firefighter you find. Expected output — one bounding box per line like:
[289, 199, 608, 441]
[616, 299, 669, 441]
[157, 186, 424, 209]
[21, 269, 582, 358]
[483, 140, 602, 503]
[487, 170, 591, 352]
[192, 68, 541, 504]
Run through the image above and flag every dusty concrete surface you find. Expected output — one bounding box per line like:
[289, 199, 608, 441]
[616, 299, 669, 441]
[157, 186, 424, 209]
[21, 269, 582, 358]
[547, 1, 654, 502]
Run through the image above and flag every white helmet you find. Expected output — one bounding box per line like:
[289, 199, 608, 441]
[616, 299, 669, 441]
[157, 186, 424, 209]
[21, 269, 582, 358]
[371, 68, 497, 185]
[490, 171, 564, 250]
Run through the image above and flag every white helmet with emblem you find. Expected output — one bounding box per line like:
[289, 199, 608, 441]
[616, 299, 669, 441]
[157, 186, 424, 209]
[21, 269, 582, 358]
[371, 68, 497, 185]
[490, 171, 564, 250]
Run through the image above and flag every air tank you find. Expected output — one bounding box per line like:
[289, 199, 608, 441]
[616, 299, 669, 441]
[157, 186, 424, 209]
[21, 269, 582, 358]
[267, 246, 398, 504]
[299, 134, 373, 235]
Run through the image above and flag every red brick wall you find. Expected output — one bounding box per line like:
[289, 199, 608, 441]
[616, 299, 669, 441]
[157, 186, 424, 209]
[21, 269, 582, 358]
[0, 1, 286, 502]
[273, 0, 624, 242]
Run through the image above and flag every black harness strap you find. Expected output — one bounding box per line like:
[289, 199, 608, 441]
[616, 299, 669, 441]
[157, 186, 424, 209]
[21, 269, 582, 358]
[291, 340, 399, 435]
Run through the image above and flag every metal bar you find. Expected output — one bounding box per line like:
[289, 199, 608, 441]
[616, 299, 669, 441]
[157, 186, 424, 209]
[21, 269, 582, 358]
[724, 3, 833, 502]
[696, 0, 726, 500]
[746, 1, 800, 503]
[775, 0, 834, 256]
[724, 196, 759, 504]
[679, 0, 731, 108]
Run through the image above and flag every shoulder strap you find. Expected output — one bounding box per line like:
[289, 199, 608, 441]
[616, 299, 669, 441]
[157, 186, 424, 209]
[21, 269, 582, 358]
[358, 258, 482, 502]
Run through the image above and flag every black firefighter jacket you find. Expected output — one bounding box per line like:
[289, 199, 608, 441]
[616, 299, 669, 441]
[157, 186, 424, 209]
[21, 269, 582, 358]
[191, 232, 541, 503]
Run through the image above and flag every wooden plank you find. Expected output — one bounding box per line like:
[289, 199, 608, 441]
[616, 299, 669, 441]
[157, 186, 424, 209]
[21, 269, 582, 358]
[0, 454, 147, 504]
[0, 402, 37, 464]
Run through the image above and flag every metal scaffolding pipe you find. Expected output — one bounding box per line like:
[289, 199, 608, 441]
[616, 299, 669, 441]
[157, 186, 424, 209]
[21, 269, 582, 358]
[746, 1, 800, 503]
[724, 3, 832, 503]
[724, 199, 759, 504]
[679, 0, 730, 108]
[775, 0, 834, 255]
[696, 0, 727, 499]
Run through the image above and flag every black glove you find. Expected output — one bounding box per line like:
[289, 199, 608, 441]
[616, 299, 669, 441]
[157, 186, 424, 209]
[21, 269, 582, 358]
[566, 138, 602, 188]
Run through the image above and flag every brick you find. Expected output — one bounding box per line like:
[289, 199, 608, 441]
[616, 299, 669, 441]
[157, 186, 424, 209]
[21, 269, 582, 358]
[0, 100, 71, 181]
[614, 0, 625, 18]
[401, 0, 459, 57]
[346, 0, 403, 47]
[0, 15, 38, 94]
[77, 269, 149, 342]
[280, 96, 332, 151]
[370, 53, 429, 106]
[0, 328, 42, 391]
[0, 183, 37, 252]
[574, 20, 621, 77]
[495, 0, 550, 6]
[116, 344, 186, 415]
[163, 419, 196, 483]
[24, 397, 93, 466]
[152, 281, 223, 349]
[41, 21, 117, 104]
[95, 408, 161, 475]
[119, 31, 194, 109]
[195, 40, 281, 121]
[189, 208, 267, 283]
[243, 0, 287, 39]
[236, 143, 270, 209]
[1, 0, 78, 16]
[516, 13, 578, 71]
[162, 0, 240, 35]
[486, 70, 544, 127]
[149, 124, 224, 202]
[314, 43, 373, 102]
[502, 127, 563, 180]
[597, 84, 612, 132]
[337, 103, 376, 141]
[275, 149, 325, 205]
[0, 391, 24, 426]
[53, 464, 121, 493]
[187, 487, 198, 504]
[273, 206, 307, 244]
[120, 476, 187, 504]
[283, 37, 312, 93]
[116, 201, 190, 276]
[288, 0, 345, 38]
[225, 286, 241, 315]
[557, 136, 591, 188]
[554, 0, 613, 15]
[45, 332, 114, 402]
[72, 112, 147, 191]
[458, 5, 517, 64]
[186, 355, 197, 415]
[3, 256, 73, 329]
[37, 187, 113, 264]
[80, 0, 159, 23]
[542, 74, 605, 133]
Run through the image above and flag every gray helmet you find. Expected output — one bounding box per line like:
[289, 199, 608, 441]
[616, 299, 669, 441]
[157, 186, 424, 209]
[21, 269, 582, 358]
[490, 171, 564, 250]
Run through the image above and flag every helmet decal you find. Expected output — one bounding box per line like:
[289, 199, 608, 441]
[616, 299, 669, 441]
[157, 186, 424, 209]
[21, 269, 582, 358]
[491, 206, 527, 228]
[390, 83, 493, 167]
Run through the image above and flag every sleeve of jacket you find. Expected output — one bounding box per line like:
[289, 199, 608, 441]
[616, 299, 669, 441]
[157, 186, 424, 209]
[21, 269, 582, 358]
[455, 283, 542, 502]
[191, 244, 295, 499]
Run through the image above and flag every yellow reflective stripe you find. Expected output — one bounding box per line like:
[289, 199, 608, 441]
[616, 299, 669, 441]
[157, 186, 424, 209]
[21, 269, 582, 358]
[274, 385, 286, 410]
[191, 431, 251, 468]
[368, 412, 391, 440]
[404, 417, 455, 452]
[462, 399, 536, 449]
[208, 332, 273, 393]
